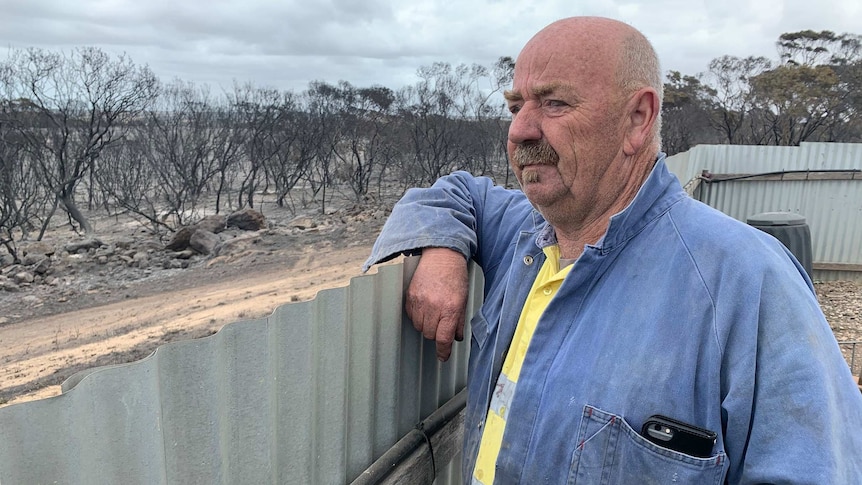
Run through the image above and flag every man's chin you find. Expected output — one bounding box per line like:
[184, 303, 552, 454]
[519, 164, 557, 184]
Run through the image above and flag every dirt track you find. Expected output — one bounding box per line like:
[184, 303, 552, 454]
[0, 244, 375, 407]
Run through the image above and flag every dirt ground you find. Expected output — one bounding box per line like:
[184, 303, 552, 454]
[0, 194, 396, 407]
[0, 244, 383, 407]
[1, 203, 860, 408]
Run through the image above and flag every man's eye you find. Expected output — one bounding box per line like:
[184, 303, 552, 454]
[508, 104, 521, 115]
[545, 99, 567, 108]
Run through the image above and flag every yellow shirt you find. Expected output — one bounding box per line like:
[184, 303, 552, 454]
[472, 245, 572, 484]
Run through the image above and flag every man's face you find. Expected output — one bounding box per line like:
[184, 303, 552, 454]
[505, 36, 629, 229]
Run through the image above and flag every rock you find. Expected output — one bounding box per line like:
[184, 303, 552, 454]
[0, 275, 18, 292]
[95, 246, 116, 258]
[32, 258, 51, 275]
[64, 238, 103, 254]
[22, 241, 55, 257]
[165, 227, 194, 251]
[0, 253, 14, 267]
[21, 253, 45, 266]
[97, 255, 109, 265]
[113, 237, 135, 250]
[138, 240, 165, 252]
[173, 249, 196, 260]
[189, 230, 220, 255]
[213, 232, 262, 257]
[13, 271, 35, 284]
[227, 209, 267, 231]
[132, 252, 149, 269]
[196, 215, 227, 234]
[0, 280, 18, 292]
[1, 264, 19, 276]
[288, 216, 317, 230]
[21, 295, 41, 306]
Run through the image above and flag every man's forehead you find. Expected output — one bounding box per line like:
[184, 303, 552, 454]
[504, 81, 578, 101]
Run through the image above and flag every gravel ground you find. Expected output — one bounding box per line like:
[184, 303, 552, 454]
[815, 280, 862, 376]
[818, 280, 862, 342]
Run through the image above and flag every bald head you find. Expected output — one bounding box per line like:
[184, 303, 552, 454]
[516, 17, 663, 152]
[525, 17, 662, 94]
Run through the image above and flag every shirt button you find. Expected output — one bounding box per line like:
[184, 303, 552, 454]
[524, 255, 534, 265]
[543, 287, 553, 295]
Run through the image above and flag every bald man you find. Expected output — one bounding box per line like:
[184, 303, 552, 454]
[364, 17, 862, 484]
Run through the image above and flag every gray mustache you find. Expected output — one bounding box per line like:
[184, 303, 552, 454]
[513, 142, 559, 168]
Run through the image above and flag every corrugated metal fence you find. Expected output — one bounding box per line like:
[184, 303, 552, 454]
[666, 142, 862, 281]
[0, 258, 481, 484]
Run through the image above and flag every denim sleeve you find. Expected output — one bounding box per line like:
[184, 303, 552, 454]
[362, 171, 532, 272]
[718, 247, 862, 483]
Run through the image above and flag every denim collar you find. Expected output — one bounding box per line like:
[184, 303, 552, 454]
[532, 154, 685, 253]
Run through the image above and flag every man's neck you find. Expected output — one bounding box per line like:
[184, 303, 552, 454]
[554, 219, 609, 260]
[552, 154, 658, 260]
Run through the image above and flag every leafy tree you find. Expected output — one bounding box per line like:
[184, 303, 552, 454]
[742, 30, 862, 145]
[661, 71, 717, 155]
[824, 33, 862, 141]
[777, 30, 841, 66]
[703, 55, 772, 144]
[750, 63, 842, 145]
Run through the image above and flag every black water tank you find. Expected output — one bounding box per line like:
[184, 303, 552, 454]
[747, 212, 813, 278]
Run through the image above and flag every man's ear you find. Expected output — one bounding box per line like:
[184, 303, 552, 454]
[622, 87, 660, 156]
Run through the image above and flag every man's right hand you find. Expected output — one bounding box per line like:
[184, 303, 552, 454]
[405, 247, 469, 362]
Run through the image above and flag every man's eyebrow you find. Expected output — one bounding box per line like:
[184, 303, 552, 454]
[503, 90, 522, 102]
[504, 83, 578, 102]
[531, 82, 573, 98]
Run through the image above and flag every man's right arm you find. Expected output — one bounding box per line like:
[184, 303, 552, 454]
[363, 170, 530, 271]
[363, 171, 532, 360]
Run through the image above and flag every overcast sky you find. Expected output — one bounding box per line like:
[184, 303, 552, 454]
[1, 0, 860, 94]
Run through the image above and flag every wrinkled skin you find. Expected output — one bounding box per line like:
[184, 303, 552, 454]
[405, 247, 468, 361]
[406, 17, 660, 361]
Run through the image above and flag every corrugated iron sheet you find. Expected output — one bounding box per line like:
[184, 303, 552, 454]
[665, 142, 862, 183]
[666, 143, 862, 281]
[0, 258, 481, 484]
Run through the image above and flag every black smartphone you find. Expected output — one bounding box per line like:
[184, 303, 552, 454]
[641, 415, 716, 458]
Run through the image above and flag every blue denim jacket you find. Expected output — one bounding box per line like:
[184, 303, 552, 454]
[364, 157, 862, 484]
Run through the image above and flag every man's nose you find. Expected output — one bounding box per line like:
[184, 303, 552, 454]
[507, 104, 542, 145]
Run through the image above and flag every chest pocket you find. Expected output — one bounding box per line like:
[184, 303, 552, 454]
[568, 405, 728, 485]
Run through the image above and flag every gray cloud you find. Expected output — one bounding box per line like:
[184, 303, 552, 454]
[1, 0, 859, 92]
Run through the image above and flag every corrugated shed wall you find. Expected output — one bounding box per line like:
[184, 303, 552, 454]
[666, 142, 862, 281]
[0, 258, 481, 484]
